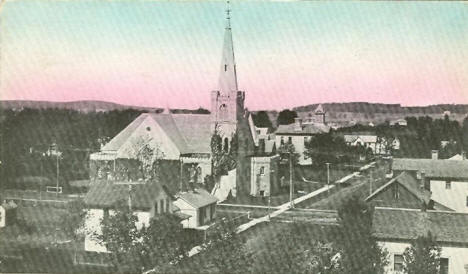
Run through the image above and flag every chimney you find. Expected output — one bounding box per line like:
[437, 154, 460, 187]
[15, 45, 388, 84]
[431, 150, 438, 160]
[294, 118, 302, 131]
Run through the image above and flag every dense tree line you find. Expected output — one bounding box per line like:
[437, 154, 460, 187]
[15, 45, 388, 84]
[0, 108, 142, 188]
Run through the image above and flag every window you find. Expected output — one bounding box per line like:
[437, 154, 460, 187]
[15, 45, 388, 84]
[288, 136, 292, 143]
[224, 64, 227, 71]
[224, 138, 229, 153]
[393, 184, 400, 200]
[259, 166, 265, 176]
[440, 258, 449, 274]
[166, 199, 170, 213]
[154, 202, 158, 214]
[280, 137, 284, 145]
[466, 196, 468, 207]
[199, 207, 205, 226]
[394, 254, 404, 272]
[160, 200, 165, 213]
[445, 181, 451, 189]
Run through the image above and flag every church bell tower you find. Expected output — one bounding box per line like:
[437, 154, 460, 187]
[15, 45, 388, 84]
[211, 0, 245, 142]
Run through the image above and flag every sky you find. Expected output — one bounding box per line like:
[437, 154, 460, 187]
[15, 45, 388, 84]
[1, 0, 467, 110]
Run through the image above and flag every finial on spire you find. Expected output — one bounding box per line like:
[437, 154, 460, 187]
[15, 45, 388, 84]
[225, 0, 231, 28]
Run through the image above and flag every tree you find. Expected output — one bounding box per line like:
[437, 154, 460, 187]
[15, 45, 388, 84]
[210, 124, 229, 178]
[463, 116, 468, 152]
[97, 200, 142, 273]
[137, 214, 193, 272]
[253, 111, 273, 129]
[277, 109, 298, 125]
[202, 218, 253, 273]
[403, 232, 442, 274]
[59, 200, 87, 263]
[97, 201, 191, 273]
[122, 134, 165, 181]
[334, 197, 388, 274]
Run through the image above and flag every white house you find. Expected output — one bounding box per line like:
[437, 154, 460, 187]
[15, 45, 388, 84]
[173, 188, 218, 229]
[392, 158, 468, 213]
[373, 207, 468, 274]
[83, 180, 181, 253]
[0, 200, 17, 228]
[0, 204, 5, 228]
[345, 134, 400, 155]
[275, 117, 330, 165]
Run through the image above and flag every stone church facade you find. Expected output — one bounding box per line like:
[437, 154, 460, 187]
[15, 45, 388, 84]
[89, 10, 277, 198]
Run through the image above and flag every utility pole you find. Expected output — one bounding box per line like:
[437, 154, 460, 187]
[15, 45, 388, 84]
[369, 170, 373, 196]
[326, 162, 330, 194]
[289, 152, 294, 209]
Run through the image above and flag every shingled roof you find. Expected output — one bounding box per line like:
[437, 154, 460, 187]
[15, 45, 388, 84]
[176, 188, 218, 208]
[392, 158, 468, 179]
[366, 172, 431, 205]
[372, 207, 468, 245]
[84, 180, 173, 210]
[101, 113, 211, 155]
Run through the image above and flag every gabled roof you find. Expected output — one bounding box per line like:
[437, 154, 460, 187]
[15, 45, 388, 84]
[101, 113, 211, 156]
[314, 104, 325, 114]
[101, 114, 148, 151]
[366, 172, 431, 204]
[392, 158, 468, 180]
[84, 180, 173, 210]
[276, 123, 330, 135]
[176, 188, 218, 208]
[372, 207, 468, 245]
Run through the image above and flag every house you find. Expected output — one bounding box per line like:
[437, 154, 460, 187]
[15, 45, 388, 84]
[83, 180, 181, 253]
[0, 200, 18, 228]
[390, 118, 408, 126]
[365, 172, 451, 211]
[88, 9, 278, 199]
[275, 117, 330, 165]
[372, 207, 468, 274]
[173, 188, 218, 229]
[391, 158, 468, 213]
[302, 104, 326, 125]
[344, 134, 399, 155]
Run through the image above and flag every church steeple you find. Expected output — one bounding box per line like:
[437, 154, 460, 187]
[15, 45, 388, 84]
[218, 0, 238, 94]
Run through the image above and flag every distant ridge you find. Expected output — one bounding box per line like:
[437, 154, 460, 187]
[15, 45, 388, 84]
[293, 102, 468, 114]
[0, 100, 210, 114]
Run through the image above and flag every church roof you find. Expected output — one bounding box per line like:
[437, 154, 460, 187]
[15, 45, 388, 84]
[101, 113, 211, 155]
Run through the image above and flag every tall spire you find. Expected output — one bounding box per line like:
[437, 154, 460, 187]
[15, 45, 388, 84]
[218, 0, 238, 94]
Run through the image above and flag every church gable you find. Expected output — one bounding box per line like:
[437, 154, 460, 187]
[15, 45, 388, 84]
[116, 114, 182, 160]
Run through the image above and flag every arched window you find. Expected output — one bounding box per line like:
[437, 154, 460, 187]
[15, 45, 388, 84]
[259, 166, 265, 175]
[224, 138, 229, 153]
[219, 104, 228, 120]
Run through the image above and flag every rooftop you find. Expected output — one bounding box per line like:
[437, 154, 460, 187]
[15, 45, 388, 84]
[372, 207, 468, 245]
[392, 158, 468, 179]
[176, 188, 218, 208]
[366, 171, 431, 205]
[275, 122, 330, 135]
[101, 113, 211, 155]
[84, 180, 172, 210]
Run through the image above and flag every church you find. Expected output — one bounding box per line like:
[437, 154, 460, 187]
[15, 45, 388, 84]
[89, 7, 279, 199]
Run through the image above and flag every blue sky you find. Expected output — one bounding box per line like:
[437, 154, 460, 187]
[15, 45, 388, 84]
[1, 1, 467, 110]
